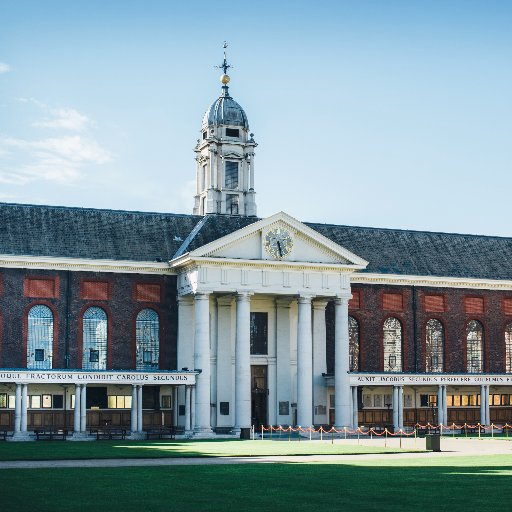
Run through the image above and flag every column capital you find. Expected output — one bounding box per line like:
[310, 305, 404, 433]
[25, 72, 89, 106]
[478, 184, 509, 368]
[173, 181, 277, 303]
[177, 295, 194, 305]
[217, 295, 234, 307]
[298, 294, 314, 305]
[334, 293, 352, 306]
[236, 291, 253, 302]
[194, 292, 211, 301]
[312, 299, 329, 310]
[275, 296, 294, 308]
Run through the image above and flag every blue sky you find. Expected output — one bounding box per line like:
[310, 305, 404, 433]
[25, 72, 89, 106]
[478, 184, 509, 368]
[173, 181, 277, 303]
[1, 0, 511, 235]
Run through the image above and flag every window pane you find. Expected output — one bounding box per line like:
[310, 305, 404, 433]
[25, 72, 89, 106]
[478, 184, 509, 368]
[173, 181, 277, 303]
[425, 319, 444, 372]
[42, 395, 52, 408]
[383, 317, 402, 372]
[53, 395, 64, 409]
[107, 396, 116, 408]
[0, 394, 6, 408]
[226, 194, 239, 214]
[8, 395, 15, 409]
[461, 395, 469, 406]
[349, 316, 359, 371]
[447, 395, 453, 407]
[31, 395, 41, 409]
[27, 305, 54, 370]
[505, 323, 512, 373]
[117, 396, 125, 408]
[250, 312, 268, 355]
[161, 395, 172, 408]
[125, 396, 132, 409]
[82, 307, 108, 370]
[225, 161, 239, 188]
[466, 320, 483, 373]
[136, 309, 159, 370]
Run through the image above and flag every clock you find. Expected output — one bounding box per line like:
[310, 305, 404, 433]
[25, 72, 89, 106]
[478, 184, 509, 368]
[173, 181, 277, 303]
[264, 227, 294, 259]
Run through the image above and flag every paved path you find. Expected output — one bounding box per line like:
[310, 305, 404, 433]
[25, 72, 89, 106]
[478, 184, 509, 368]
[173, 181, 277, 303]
[0, 438, 510, 469]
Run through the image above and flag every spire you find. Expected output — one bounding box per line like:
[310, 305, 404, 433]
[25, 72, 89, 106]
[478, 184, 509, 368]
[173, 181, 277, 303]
[215, 42, 232, 97]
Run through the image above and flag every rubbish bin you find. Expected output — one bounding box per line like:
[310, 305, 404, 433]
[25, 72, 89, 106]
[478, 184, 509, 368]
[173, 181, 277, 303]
[425, 434, 441, 452]
[240, 427, 251, 440]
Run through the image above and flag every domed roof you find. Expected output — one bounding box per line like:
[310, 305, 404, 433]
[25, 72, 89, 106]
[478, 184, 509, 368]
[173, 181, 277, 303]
[202, 86, 249, 129]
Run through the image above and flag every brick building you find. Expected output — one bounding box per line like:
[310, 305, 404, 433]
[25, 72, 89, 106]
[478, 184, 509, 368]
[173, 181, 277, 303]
[1, 53, 511, 440]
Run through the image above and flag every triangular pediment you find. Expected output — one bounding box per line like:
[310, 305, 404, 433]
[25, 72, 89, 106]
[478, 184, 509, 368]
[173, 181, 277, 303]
[180, 212, 368, 268]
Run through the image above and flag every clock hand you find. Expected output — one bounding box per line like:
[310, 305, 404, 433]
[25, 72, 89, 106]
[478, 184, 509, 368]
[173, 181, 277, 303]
[277, 240, 283, 257]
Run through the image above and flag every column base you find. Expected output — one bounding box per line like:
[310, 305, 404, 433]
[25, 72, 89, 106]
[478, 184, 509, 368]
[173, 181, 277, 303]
[192, 427, 215, 439]
[126, 432, 146, 440]
[8, 432, 35, 442]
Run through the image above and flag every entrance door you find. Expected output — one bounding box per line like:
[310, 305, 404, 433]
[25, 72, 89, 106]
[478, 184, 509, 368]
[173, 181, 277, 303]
[251, 365, 268, 427]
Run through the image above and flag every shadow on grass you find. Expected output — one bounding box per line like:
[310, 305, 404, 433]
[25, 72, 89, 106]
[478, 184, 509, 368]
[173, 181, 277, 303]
[2, 461, 512, 511]
[0, 438, 411, 461]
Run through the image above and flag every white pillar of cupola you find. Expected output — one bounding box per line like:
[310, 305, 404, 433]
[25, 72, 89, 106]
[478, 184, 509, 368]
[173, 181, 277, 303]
[312, 300, 328, 426]
[297, 295, 313, 427]
[234, 292, 252, 433]
[334, 295, 352, 429]
[193, 292, 213, 435]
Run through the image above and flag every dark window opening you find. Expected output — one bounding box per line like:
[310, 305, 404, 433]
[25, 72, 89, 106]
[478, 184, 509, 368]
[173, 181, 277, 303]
[34, 349, 45, 362]
[250, 312, 268, 355]
[202, 131, 207, 140]
[220, 402, 230, 415]
[89, 349, 99, 363]
[86, 387, 108, 409]
[226, 194, 239, 214]
[225, 161, 239, 188]
[226, 128, 239, 137]
[142, 386, 159, 410]
[53, 395, 64, 409]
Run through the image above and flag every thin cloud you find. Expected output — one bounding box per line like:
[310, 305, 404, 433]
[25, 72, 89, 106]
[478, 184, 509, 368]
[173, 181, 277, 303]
[33, 108, 90, 131]
[0, 63, 10, 73]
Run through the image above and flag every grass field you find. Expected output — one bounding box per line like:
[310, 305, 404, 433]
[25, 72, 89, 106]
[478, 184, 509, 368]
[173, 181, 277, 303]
[3, 455, 512, 511]
[0, 439, 409, 460]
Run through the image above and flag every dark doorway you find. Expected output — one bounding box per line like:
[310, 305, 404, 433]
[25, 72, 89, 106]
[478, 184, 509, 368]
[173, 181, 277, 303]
[251, 365, 268, 427]
[86, 387, 107, 409]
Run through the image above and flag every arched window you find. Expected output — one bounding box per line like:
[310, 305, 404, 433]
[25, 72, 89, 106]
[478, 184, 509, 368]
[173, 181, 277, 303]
[466, 320, 483, 373]
[27, 305, 54, 369]
[82, 307, 107, 370]
[425, 319, 444, 373]
[505, 323, 512, 373]
[136, 308, 159, 370]
[349, 316, 359, 372]
[383, 317, 402, 372]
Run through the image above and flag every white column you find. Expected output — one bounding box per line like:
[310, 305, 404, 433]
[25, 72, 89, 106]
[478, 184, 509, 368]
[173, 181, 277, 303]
[73, 384, 81, 434]
[437, 385, 444, 426]
[216, 296, 234, 428]
[14, 383, 22, 433]
[234, 292, 252, 432]
[185, 386, 192, 432]
[137, 385, 143, 433]
[398, 386, 404, 430]
[173, 387, 178, 428]
[130, 385, 138, 433]
[480, 385, 486, 425]
[297, 295, 313, 427]
[21, 384, 28, 432]
[443, 386, 448, 426]
[276, 298, 293, 425]
[334, 295, 351, 428]
[80, 384, 87, 433]
[177, 296, 194, 429]
[485, 385, 491, 426]
[392, 386, 399, 431]
[351, 386, 358, 429]
[312, 300, 328, 426]
[194, 292, 212, 434]
[191, 386, 196, 431]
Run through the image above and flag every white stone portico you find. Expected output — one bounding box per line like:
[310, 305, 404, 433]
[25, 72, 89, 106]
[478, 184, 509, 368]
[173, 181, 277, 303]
[171, 212, 368, 434]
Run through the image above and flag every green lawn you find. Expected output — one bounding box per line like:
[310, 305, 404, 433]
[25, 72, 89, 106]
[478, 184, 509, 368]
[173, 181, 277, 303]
[3, 455, 512, 511]
[0, 439, 409, 460]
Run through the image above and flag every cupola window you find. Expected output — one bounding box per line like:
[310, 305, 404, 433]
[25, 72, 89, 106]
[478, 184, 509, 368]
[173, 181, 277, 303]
[226, 128, 239, 138]
[226, 194, 239, 214]
[202, 131, 207, 140]
[225, 161, 239, 189]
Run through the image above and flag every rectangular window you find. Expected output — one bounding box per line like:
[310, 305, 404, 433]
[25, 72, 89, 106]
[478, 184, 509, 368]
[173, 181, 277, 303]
[503, 299, 512, 315]
[464, 297, 484, 314]
[220, 402, 230, 415]
[349, 291, 360, 309]
[226, 194, 239, 214]
[420, 394, 429, 407]
[24, 277, 58, 298]
[446, 395, 453, 407]
[250, 312, 268, 355]
[424, 295, 445, 312]
[42, 394, 52, 408]
[107, 395, 132, 409]
[161, 395, 172, 409]
[373, 395, 383, 408]
[53, 395, 63, 409]
[202, 130, 207, 140]
[8, 395, 15, 408]
[428, 395, 437, 406]
[453, 395, 461, 406]
[135, 283, 162, 302]
[225, 128, 239, 138]
[143, 351, 153, 364]
[362, 394, 372, 408]
[81, 280, 109, 300]
[382, 292, 403, 311]
[225, 161, 239, 189]
[0, 393, 6, 408]
[89, 349, 99, 363]
[30, 395, 41, 409]
[469, 395, 477, 406]
[34, 349, 45, 362]
[461, 395, 469, 406]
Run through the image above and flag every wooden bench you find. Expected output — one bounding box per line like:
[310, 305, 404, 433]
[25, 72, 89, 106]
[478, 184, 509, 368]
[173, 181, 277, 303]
[94, 428, 127, 440]
[35, 428, 68, 441]
[145, 426, 176, 440]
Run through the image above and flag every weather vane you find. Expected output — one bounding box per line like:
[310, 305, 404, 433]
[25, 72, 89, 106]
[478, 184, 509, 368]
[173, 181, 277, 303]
[215, 41, 232, 75]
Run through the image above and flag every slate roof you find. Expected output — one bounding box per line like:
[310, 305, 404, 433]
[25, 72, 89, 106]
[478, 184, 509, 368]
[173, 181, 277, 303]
[0, 202, 512, 280]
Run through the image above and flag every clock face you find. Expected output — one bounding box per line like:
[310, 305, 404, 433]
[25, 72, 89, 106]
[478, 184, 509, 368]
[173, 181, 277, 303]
[264, 227, 293, 259]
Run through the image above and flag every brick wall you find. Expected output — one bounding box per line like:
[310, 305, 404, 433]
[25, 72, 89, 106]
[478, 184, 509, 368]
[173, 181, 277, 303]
[0, 268, 178, 370]
[326, 284, 512, 374]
